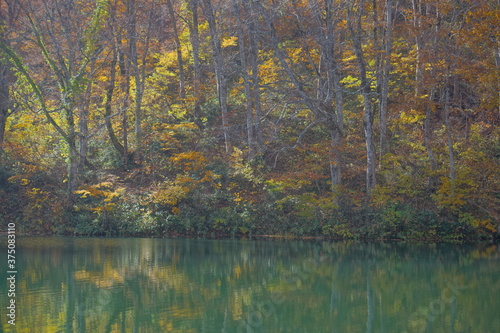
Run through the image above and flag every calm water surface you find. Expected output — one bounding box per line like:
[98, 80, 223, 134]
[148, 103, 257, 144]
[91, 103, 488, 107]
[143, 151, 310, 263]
[1, 237, 499, 332]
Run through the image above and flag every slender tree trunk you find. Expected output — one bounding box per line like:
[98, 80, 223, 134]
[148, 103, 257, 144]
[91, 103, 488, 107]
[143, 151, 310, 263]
[0, 4, 13, 159]
[0, 62, 9, 157]
[166, 0, 186, 99]
[363, 91, 377, 195]
[424, 92, 438, 190]
[495, 42, 500, 115]
[78, 102, 89, 176]
[330, 62, 344, 192]
[412, 0, 423, 97]
[122, 110, 129, 170]
[105, 50, 125, 155]
[202, 0, 231, 152]
[65, 104, 79, 200]
[78, 61, 95, 175]
[247, 1, 262, 150]
[233, 0, 256, 159]
[379, 0, 394, 159]
[117, 17, 130, 170]
[327, 0, 344, 192]
[188, 0, 202, 122]
[67, 138, 79, 200]
[349, 3, 377, 196]
[127, 0, 146, 163]
[444, 86, 455, 189]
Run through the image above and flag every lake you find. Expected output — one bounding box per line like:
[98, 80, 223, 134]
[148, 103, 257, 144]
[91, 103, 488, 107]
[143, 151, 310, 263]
[1, 237, 499, 332]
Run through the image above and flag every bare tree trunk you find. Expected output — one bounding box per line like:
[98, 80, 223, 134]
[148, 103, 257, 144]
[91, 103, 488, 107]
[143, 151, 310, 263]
[118, 42, 130, 170]
[0, 62, 9, 158]
[188, 0, 202, 122]
[67, 136, 79, 199]
[116, 7, 131, 170]
[233, 0, 256, 159]
[348, 2, 377, 196]
[496, 42, 500, 116]
[238, 5, 255, 158]
[166, 0, 186, 99]
[0, 0, 6, 156]
[127, 0, 148, 163]
[246, 0, 262, 150]
[412, 0, 422, 97]
[202, 0, 231, 152]
[424, 91, 438, 190]
[444, 86, 455, 190]
[105, 49, 125, 156]
[379, 0, 394, 159]
[78, 90, 90, 176]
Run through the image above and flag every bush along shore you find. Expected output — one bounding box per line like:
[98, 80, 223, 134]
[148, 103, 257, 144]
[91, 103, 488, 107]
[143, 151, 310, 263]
[1, 163, 498, 243]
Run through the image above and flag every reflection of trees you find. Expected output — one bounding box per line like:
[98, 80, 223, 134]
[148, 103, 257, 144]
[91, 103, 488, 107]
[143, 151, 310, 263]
[2, 238, 499, 332]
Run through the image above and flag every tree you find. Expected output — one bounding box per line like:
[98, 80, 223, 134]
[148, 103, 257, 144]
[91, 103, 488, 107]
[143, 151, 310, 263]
[347, 0, 377, 196]
[252, 0, 345, 194]
[2, 0, 106, 200]
[0, 0, 19, 158]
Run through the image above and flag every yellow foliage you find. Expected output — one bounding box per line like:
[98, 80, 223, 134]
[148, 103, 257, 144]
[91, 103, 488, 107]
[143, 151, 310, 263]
[75, 183, 125, 214]
[434, 175, 475, 210]
[170, 151, 208, 171]
[229, 147, 263, 185]
[153, 122, 199, 151]
[399, 110, 425, 124]
[475, 219, 497, 233]
[259, 55, 280, 86]
[221, 36, 238, 48]
[151, 150, 221, 211]
[152, 181, 191, 206]
[459, 213, 497, 233]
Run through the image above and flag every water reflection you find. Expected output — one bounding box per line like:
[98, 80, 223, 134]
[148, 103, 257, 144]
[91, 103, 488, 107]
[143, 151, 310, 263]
[1, 238, 499, 332]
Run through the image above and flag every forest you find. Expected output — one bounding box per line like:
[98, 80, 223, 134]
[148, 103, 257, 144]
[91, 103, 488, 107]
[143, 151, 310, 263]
[0, 0, 499, 241]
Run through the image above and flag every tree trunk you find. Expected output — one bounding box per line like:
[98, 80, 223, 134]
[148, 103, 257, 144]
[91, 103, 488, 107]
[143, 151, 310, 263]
[166, 0, 186, 99]
[412, 0, 423, 97]
[0, 4, 13, 159]
[379, 0, 394, 160]
[67, 138, 79, 201]
[233, 0, 256, 159]
[0, 62, 9, 158]
[444, 87, 455, 190]
[349, 3, 377, 196]
[188, 0, 202, 122]
[424, 98, 438, 190]
[117, 15, 131, 170]
[202, 0, 231, 152]
[78, 101, 89, 177]
[246, 0, 262, 150]
[105, 50, 125, 156]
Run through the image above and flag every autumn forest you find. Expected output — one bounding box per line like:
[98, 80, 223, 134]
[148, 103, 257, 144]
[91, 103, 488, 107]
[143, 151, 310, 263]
[0, 0, 499, 241]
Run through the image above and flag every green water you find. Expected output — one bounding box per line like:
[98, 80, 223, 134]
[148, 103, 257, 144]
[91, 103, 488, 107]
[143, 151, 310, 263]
[1, 237, 499, 332]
